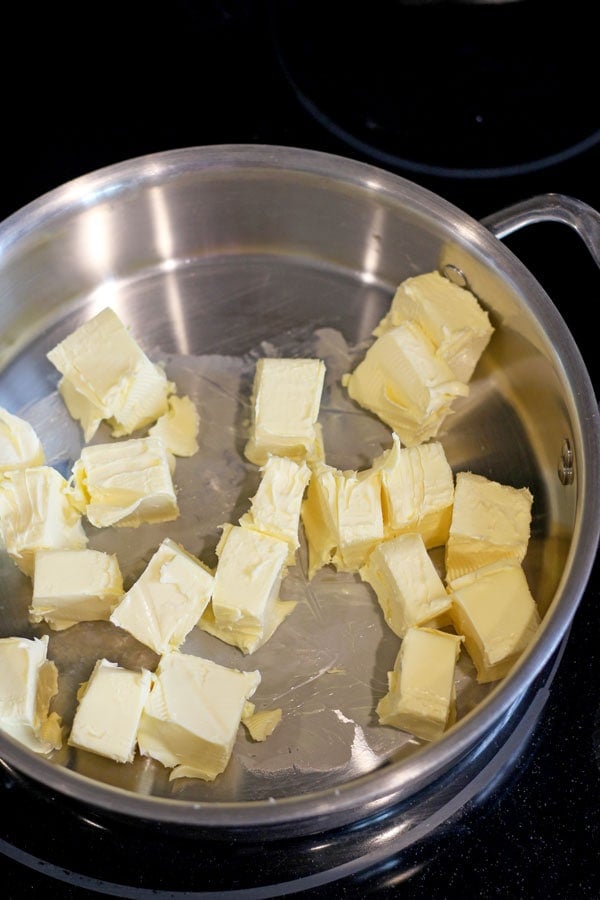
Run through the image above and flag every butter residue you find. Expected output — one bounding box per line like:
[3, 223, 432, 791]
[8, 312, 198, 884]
[47, 306, 173, 441]
[30, 548, 124, 630]
[0, 634, 62, 753]
[0, 407, 45, 473]
[0, 465, 88, 576]
[69, 435, 179, 528]
[137, 651, 260, 781]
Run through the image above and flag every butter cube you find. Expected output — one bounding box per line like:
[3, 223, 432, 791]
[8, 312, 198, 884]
[372, 433, 454, 547]
[137, 651, 261, 781]
[0, 407, 45, 473]
[445, 471, 533, 583]
[374, 271, 494, 383]
[69, 436, 179, 528]
[0, 466, 88, 576]
[110, 538, 214, 655]
[30, 548, 124, 630]
[239, 455, 311, 564]
[376, 627, 463, 742]
[199, 524, 294, 654]
[360, 533, 452, 637]
[68, 658, 152, 763]
[148, 394, 200, 457]
[244, 357, 326, 465]
[47, 306, 172, 441]
[298, 462, 339, 577]
[301, 461, 384, 577]
[448, 559, 540, 683]
[343, 321, 469, 447]
[0, 635, 62, 753]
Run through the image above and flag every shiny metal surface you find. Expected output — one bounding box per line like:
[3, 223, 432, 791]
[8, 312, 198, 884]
[0, 145, 598, 834]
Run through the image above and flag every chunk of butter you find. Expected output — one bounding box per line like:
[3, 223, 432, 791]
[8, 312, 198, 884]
[68, 658, 152, 763]
[199, 524, 294, 654]
[0, 634, 62, 753]
[301, 461, 384, 577]
[0, 466, 88, 576]
[448, 559, 540, 683]
[30, 548, 124, 630]
[148, 395, 200, 457]
[360, 532, 451, 637]
[110, 538, 214, 655]
[376, 626, 463, 742]
[343, 322, 469, 447]
[0, 407, 45, 473]
[239, 455, 311, 564]
[244, 357, 326, 466]
[47, 307, 172, 441]
[373, 271, 494, 383]
[69, 436, 179, 528]
[241, 705, 283, 742]
[371, 433, 454, 548]
[137, 651, 261, 781]
[445, 471, 533, 584]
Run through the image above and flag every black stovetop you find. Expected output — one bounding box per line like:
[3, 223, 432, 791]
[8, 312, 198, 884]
[1, 2, 598, 897]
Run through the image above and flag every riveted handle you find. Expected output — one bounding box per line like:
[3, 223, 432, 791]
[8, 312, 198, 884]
[481, 193, 600, 268]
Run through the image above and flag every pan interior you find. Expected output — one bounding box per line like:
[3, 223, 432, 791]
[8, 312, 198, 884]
[0, 150, 578, 811]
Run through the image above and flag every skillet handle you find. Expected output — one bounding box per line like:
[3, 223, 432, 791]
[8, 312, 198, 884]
[481, 193, 600, 269]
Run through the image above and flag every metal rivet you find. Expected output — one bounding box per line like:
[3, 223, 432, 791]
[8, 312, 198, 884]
[442, 264, 468, 288]
[558, 438, 574, 485]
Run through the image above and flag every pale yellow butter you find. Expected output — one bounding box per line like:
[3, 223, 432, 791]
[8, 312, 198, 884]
[448, 559, 540, 683]
[110, 538, 214, 655]
[301, 460, 384, 577]
[239, 455, 311, 564]
[69, 436, 179, 528]
[371, 433, 454, 547]
[137, 651, 260, 781]
[241, 706, 282, 742]
[47, 307, 172, 441]
[199, 524, 294, 654]
[30, 548, 124, 630]
[298, 462, 339, 577]
[244, 357, 326, 465]
[0, 634, 62, 753]
[0, 466, 88, 576]
[374, 271, 494, 383]
[148, 394, 200, 457]
[445, 471, 533, 584]
[376, 626, 463, 741]
[360, 532, 451, 637]
[0, 407, 45, 473]
[343, 322, 469, 447]
[68, 658, 152, 763]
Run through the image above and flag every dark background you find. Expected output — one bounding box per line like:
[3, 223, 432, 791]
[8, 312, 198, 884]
[0, 1, 598, 896]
